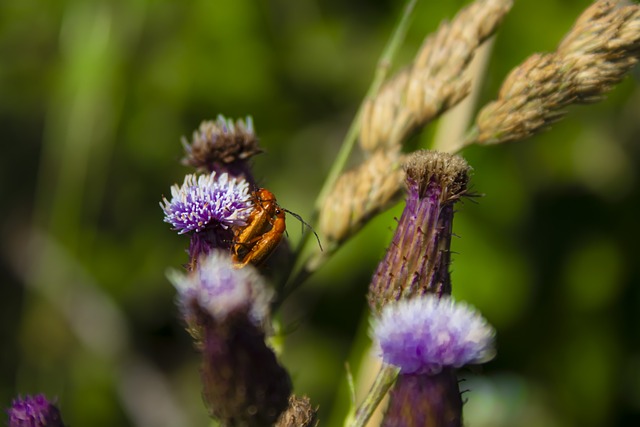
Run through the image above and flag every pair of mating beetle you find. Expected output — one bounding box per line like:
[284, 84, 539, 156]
[232, 188, 286, 268]
[231, 188, 320, 268]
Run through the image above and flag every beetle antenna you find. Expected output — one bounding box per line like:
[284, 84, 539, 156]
[283, 208, 323, 251]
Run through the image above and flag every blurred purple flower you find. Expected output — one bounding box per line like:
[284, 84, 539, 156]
[168, 251, 290, 425]
[168, 250, 273, 326]
[373, 295, 495, 375]
[7, 394, 64, 427]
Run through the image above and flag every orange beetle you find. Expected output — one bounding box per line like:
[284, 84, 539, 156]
[232, 188, 286, 268]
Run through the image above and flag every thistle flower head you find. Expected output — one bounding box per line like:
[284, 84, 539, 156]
[168, 250, 273, 327]
[372, 295, 495, 375]
[404, 150, 470, 202]
[160, 172, 253, 235]
[169, 251, 290, 426]
[7, 394, 64, 427]
[182, 115, 262, 179]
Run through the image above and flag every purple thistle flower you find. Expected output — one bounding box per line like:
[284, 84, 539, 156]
[7, 394, 64, 427]
[160, 172, 253, 235]
[373, 295, 495, 375]
[168, 250, 273, 327]
[168, 251, 291, 426]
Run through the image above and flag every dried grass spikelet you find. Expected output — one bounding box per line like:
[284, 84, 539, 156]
[557, 0, 640, 99]
[359, 0, 513, 152]
[319, 149, 405, 246]
[472, 0, 640, 146]
[473, 52, 571, 145]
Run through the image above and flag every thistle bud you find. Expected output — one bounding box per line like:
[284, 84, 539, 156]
[168, 251, 291, 426]
[368, 150, 470, 313]
[7, 394, 65, 427]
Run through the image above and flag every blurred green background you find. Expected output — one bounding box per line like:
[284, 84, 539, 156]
[2, 0, 640, 426]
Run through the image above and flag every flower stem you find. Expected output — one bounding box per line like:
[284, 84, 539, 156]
[281, 0, 420, 303]
[346, 364, 399, 427]
[314, 0, 419, 213]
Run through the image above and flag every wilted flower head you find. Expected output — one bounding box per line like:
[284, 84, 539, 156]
[7, 394, 64, 427]
[373, 295, 495, 375]
[160, 172, 253, 235]
[182, 115, 262, 183]
[275, 395, 318, 427]
[368, 150, 470, 312]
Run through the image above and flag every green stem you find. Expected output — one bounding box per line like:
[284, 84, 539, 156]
[457, 124, 480, 152]
[281, 0, 420, 301]
[346, 364, 399, 427]
[276, 241, 336, 309]
[314, 0, 419, 213]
